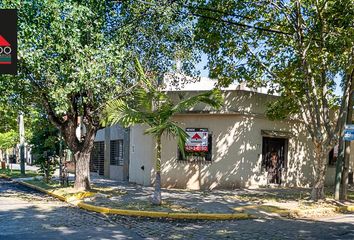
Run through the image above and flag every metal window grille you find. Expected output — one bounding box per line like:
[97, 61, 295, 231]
[110, 140, 123, 166]
[90, 141, 104, 175]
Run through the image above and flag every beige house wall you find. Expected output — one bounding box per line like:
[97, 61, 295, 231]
[128, 90, 353, 189]
[129, 124, 155, 186]
[159, 114, 316, 189]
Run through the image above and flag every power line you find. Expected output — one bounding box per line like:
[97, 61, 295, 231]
[192, 12, 293, 36]
[135, 0, 294, 37]
[184, 4, 255, 21]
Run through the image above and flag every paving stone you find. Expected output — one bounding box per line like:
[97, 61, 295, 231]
[2, 178, 354, 239]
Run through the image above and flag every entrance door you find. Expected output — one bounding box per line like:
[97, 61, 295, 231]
[262, 137, 287, 184]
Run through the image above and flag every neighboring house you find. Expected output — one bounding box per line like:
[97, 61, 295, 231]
[90, 125, 130, 181]
[91, 79, 354, 189]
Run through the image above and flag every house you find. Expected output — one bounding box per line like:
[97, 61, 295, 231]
[90, 79, 354, 189]
[90, 125, 130, 181]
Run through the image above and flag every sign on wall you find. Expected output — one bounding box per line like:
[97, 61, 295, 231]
[185, 128, 208, 152]
[344, 125, 354, 141]
[0, 10, 17, 75]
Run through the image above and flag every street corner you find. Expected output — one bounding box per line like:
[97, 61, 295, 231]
[16, 180, 254, 220]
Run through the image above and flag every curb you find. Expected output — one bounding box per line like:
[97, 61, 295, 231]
[336, 205, 354, 212]
[234, 204, 354, 217]
[17, 181, 253, 220]
[0, 174, 12, 180]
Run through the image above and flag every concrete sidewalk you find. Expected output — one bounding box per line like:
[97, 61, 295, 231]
[7, 167, 353, 220]
[84, 175, 354, 218]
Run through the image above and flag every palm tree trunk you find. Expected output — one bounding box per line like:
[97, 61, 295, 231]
[152, 134, 162, 205]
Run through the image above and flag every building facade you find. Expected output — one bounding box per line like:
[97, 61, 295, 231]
[92, 89, 354, 189]
[91, 125, 130, 181]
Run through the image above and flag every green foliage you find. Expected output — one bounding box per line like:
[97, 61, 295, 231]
[29, 117, 60, 182]
[0, 0, 202, 190]
[113, 1, 199, 80]
[266, 98, 299, 121]
[0, 169, 39, 179]
[194, 0, 354, 200]
[195, 0, 354, 118]
[0, 130, 18, 150]
[103, 59, 223, 157]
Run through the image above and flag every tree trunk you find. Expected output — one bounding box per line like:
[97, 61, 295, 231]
[152, 135, 162, 205]
[74, 150, 91, 190]
[340, 141, 351, 200]
[311, 144, 327, 201]
[72, 125, 96, 191]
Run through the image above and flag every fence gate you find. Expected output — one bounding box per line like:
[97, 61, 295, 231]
[90, 141, 105, 175]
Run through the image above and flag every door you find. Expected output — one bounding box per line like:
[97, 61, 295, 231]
[262, 137, 287, 184]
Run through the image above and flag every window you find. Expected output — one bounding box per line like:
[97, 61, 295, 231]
[90, 141, 104, 175]
[178, 134, 212, 162]
[328, 145, 339, 166]
[110, 140, 124, 166]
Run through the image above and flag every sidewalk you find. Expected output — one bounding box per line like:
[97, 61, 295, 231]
[9, 170, 354, 220]
[86, 176, 354, 218]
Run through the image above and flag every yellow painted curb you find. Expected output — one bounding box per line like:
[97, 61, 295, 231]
[0, 174, 12, 180]
[336, 205, 354, 212]
[108, 208, 170, 218]
[17, 181, 253, 220]
[233, 205, 292, 217]
[19, 181, 67, 201]
[78, 202, 110, 214]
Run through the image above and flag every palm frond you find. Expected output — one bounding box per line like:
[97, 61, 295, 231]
[145, 121, 188, 159]
[133, 87, 153, 112]
[134, 57, 153, 90]
[102, 99, 146, 127]
[171, 89, 223, 114]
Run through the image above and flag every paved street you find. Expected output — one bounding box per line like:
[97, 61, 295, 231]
[109, 214, 354, 240]
[1, 178, 354, 240]
[0, 179, 141, 240]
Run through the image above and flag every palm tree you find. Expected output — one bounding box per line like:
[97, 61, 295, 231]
[103, 60, 222, 205]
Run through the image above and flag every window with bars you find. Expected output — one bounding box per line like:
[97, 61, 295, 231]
[110, 140, 124, 166]
[90, 141, 105, 175]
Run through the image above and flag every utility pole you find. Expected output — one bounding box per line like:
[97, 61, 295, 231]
[334, 138, 344, 200]
[19, 112, 25, 175]
[340, 76, 354, 200]
[59, 133, 63, 186]
[335, 70, 354, 200]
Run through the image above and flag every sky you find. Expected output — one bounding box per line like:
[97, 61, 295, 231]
[195, 53, 344, 97]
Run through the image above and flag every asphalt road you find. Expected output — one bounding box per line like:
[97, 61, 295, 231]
[1, 178, 354, 240]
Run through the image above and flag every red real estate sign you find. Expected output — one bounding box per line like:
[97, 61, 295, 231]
[185, 128, 208, 152]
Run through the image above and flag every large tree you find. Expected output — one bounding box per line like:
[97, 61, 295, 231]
[194, 0, 354, 200]
[1, 0, 198, 190]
